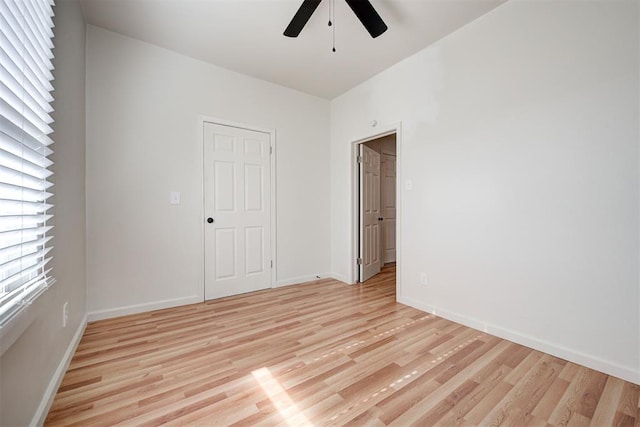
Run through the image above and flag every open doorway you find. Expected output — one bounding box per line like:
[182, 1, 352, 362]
[355, 131, 398, 284]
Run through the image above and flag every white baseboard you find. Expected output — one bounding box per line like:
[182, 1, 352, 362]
[87, 295, 202, 322]
[275, 273, 332, 288]
[328, 273, 351, 284]
[32, 314, 87, 427]
[398, 296, 640, 385]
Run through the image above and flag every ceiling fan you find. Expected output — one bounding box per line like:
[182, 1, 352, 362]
[284, 0, 388, 39]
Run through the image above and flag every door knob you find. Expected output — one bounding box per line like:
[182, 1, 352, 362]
[207, 218, 214, 224]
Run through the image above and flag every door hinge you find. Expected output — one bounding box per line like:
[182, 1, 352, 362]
[357, 258, 363, 265]
[270, 260, 273, 268]
[270, 146, 273, 155]
[357, 156, 363, 164]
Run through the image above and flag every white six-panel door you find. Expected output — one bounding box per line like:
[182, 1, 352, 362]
[359, 144, 381, 282]
[203, 122, 272, 300]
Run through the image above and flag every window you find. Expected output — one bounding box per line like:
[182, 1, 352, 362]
[0, 0, 56, 328]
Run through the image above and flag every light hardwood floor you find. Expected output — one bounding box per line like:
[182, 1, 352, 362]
[46, 266, 638, 426]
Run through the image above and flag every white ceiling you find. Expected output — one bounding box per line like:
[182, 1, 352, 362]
[79, 0, 506, 99]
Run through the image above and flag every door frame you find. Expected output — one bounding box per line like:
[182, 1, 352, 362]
[351, 122, 402, 294]
[198, 115, 277, 300]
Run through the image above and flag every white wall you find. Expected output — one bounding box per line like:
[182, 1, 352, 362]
[0, 1, 87, 425]
[86, 26, 330, 319]
[331, 0, 639, 383]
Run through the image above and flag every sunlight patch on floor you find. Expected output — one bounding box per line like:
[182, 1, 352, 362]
[252, 367, 313, 426]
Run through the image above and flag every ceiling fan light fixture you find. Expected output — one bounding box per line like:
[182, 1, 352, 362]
[283, 0, 387, 39]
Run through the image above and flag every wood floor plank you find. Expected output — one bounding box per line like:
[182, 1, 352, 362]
[479, 354, 565, 426]
[386, 340, 513, 426]
[591, 376, 625, 426]
[438, 362, 510, 425]
[45, 265, 639, 426]
[617, 381, 640, 417]
[531, 375, 571, 420]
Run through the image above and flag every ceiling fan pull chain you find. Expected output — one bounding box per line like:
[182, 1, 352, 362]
[331, 0, 336, 52]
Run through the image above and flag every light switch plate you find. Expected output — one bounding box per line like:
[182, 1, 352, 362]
[420, 273, 428, 286]
[170, 191, 180, 205]
[405, 179, 413, 191]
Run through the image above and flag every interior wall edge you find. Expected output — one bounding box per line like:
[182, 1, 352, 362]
[87, 295, 202, 322]
[275, 273, 333, 288]
[399, 296, 640, 385]
[87, 271, 354, 321]
[328, 273, 352, 285]
[32, 315, 87, 427]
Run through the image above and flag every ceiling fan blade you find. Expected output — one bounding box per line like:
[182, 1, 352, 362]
[344, 0, 388, 38]
[284, 0, 322, 37]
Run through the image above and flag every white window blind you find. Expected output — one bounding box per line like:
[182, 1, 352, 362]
[0, 0, 55, 327]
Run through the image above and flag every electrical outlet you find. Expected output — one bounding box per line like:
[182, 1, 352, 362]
[420, 273, 428, 286]
[63, 302, 69, 328]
